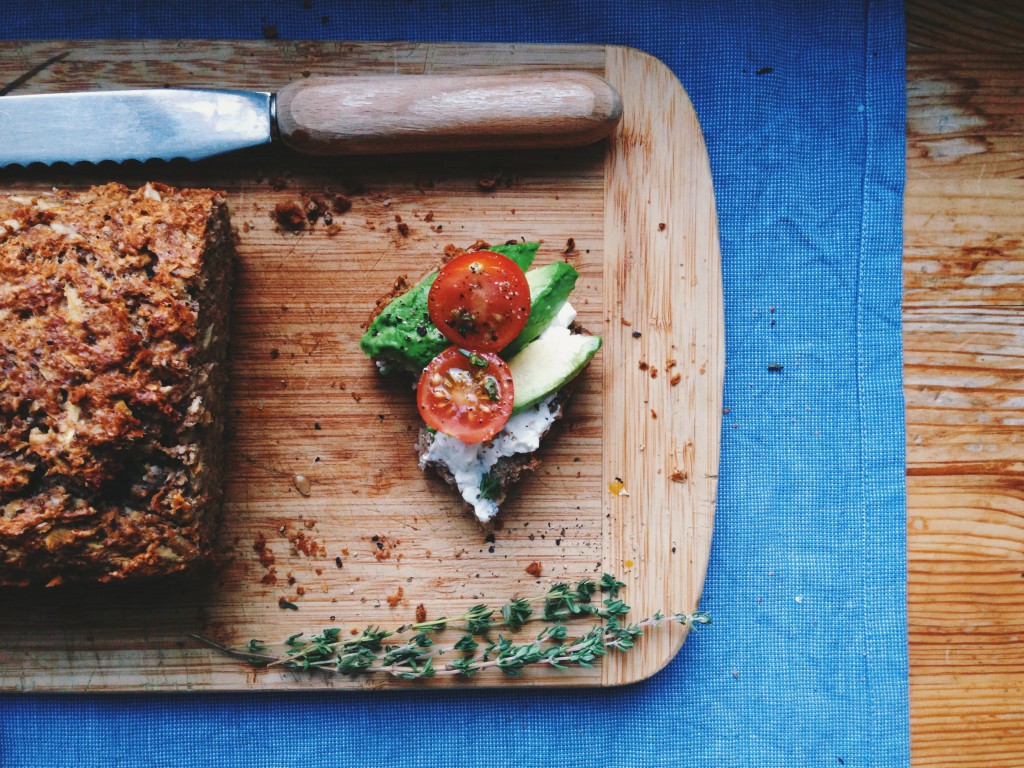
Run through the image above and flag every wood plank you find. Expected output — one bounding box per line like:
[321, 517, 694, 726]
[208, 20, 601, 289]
[599, 46, 720, 686]
[907, 479, 1024, 560]
[906, 1, 1024, 52]
[907, 55, 1024, 179]
[0, 40, 720, 690]
[906, 2, 1024, 765]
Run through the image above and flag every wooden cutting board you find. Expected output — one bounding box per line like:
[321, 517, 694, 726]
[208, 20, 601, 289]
[0, 40, 721, 690]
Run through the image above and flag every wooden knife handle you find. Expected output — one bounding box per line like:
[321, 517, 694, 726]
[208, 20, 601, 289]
[275, 72, 622, 155]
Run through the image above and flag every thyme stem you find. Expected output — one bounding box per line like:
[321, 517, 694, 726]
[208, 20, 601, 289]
[195, 575, 711, 680]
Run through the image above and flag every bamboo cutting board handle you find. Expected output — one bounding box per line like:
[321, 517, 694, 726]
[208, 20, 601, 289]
[275, 72, 622, 155]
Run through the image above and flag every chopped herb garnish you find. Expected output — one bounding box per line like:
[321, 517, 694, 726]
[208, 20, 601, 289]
[479, 471, 501, 500]
[459, 349, 490, 368]
[482, 375, 501, 402]
[448, 309, 476, 337]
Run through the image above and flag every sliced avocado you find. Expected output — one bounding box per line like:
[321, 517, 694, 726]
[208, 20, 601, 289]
[501, 262, 579, 358]
[508, 328, 602, 413]
[489, 241, 539, 271]
[359, 243, 540, 372]
[358, 274, 447, 372]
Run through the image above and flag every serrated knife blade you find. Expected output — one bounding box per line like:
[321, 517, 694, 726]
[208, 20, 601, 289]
[0, 72, 622, 167]
[0, 89, 272, 166]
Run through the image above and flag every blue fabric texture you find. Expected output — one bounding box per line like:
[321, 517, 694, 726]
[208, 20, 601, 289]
[0, 2, 908, 766]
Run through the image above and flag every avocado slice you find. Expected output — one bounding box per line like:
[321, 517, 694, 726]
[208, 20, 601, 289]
[488, 241, 539, 271]
[508, 327, 602, 413]
[359, 242, 540, 372]
[501, 262, 579, 358]
[358, 275, 445, 372]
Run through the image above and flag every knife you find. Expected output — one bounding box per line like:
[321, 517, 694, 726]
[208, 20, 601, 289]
[0, 72, 622, 167]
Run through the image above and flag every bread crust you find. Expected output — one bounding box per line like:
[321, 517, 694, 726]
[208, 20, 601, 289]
[0, 183, 234, 586]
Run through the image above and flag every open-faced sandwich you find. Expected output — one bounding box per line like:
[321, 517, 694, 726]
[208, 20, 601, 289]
[359, 242, 600, 522]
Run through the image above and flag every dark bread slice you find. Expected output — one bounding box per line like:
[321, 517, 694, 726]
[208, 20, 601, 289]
[415, 389, 569, 517]
[414, 325, 593, 521]
[0, 183, 234, 586]
[416, 433, 542, 513]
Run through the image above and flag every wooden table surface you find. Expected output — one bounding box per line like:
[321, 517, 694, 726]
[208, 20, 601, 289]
[904, 2, 1024, 765]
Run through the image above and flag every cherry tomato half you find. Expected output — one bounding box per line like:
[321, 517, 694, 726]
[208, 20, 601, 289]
[427, 250, 531, 352]
[417, 346, 514, 443]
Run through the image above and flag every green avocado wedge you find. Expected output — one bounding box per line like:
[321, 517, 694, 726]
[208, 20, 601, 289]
[358, 274, 445, 373]
[358, 242, 540, 372]
[501, 261, 578, 358]
[508, 328, 602, 413]
[488, 241, 540, 271]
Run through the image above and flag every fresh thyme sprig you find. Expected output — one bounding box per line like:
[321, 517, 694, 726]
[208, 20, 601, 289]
[193, 573, 711, 680]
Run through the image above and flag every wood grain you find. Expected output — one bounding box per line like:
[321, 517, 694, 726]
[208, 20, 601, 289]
[600, 47, 720, 686]
[276, 72, 622, 154]
[906, 1, 1024, 765]
[0, 41, 720, 690]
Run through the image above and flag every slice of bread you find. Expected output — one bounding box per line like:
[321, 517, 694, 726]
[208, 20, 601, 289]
[415, 388, 571, 522]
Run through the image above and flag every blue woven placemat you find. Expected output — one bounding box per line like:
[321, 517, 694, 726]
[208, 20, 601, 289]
[0, 2, 908, 766]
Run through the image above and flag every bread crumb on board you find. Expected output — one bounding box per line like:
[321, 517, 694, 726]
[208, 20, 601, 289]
[386, 586, 404, 608]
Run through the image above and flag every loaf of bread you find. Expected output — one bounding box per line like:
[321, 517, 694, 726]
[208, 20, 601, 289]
[0, 183, 234, 586]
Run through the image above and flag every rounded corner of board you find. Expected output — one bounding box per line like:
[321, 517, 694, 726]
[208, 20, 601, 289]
[601, 627, 690, 688]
